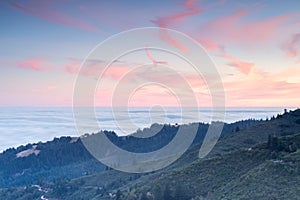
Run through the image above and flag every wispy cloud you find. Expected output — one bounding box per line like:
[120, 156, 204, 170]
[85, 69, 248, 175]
[201, 10, 297, 46]
[223, 66, 300, 107]
[281, 33, 300, 62]
[9, 1, 105, 34]
[64, 58, 135, 80]
[151, 0, 203, 51]
[64, 58, 105, 77]
[17, 57, 48, 71]
[221, 53, 255, 75]
[145, 46, 168, 65]
[194, 37, 255, 76]
[32, 85, 57, 93]
[65, 58, 81, 76]
[197, 38, 223, 52]
[159, 29, 189, 51]
[152, 0, 203, 28]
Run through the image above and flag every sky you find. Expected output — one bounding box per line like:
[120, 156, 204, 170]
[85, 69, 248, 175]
[0, 0, 300, 107]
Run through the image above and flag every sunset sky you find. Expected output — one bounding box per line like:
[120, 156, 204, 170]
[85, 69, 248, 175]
[1, 0, 299, 107]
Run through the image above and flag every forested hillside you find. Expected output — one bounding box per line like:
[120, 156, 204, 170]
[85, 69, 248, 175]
[1, 109, 299, 199]
[0, 118, 259, 187]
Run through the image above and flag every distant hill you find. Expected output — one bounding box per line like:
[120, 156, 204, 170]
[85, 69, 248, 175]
[0, 116, 258, 187]
[0, 136, 104, 187]
[0, 110, 300, 200]
[0, 109, 299, 199]
[4, 136, 300, 200]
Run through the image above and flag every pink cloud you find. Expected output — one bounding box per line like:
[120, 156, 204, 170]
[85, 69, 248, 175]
[32, 85, 57, 93]
[152, 0, 203, 51]
[223, 67, 300, 107]
[197, 38, 223, 52]
[145, 46, 168, 65]
[104, 65, 133, 80]
[159, 29, 188, 51]
[65, 58, 105, 77]
[182, 73, 206, 88]
[224, 80, 300, 107]
[65, 58, 81, 75]
[93, 85, 182, 107]
[152, 0, 203, 28]
[64, 58, 136, 81]
[163, 30, 190, 51]
[127, 88, 180, 107]
[17, 58, 47, 71]
[222, 53, 255, 75]
[200, 10, 297, 46]
[195, 32, 256, 75]
[145, 46, 157, 63]
[9, 1, 105, 34]
[281, 33, 300, 61]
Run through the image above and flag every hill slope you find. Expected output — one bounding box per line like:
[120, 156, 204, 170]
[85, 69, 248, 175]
[0, 109, 299, 199]
[0, 119, 257, 187]
[124, 133, 300, 200]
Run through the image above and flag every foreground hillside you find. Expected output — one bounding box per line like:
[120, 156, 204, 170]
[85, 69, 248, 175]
[125, 133, 300, 200]
[208, 108, 300, 157]
[0, 109, 299, 199]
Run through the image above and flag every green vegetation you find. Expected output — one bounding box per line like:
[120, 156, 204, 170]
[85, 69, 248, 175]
[122, 135, 300, 200]
[0, 119, 256, 187]
[0, 109, 299, 199]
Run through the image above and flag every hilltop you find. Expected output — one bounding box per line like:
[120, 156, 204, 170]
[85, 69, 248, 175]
[0, 118, 258, 187]
[0, 109, 299, 199]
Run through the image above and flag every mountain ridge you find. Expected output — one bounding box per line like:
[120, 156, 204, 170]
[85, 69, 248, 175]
[0, 109, 299, 199]
[0, 117, 261, 187]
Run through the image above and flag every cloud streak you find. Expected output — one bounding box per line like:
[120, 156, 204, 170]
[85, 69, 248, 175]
[151, 0, 203, 51]
[197, 38, 223, 52]
[223, 67, 300, 107]
[281, 33, 300, 62]
[64, 58, 135, 81]
[64, 58, 105, 77]
[9, 1, 105, 34]
[221, 53, 255, 75]
[32, 85, 57, 93]
[152, 0, 203, 28]
[17, 58, 48, 71]
[145, 46, 168, 65]
[201, 10, 297, 46]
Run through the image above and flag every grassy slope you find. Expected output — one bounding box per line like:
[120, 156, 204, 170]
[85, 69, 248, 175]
[208, 109, 300, 157]
[128, 135, 300, 200]
[0, 109, 299, 199]
[125, 109, 300, 200]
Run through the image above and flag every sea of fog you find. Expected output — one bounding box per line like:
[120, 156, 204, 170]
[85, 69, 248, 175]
[0, 107, 294, 151]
